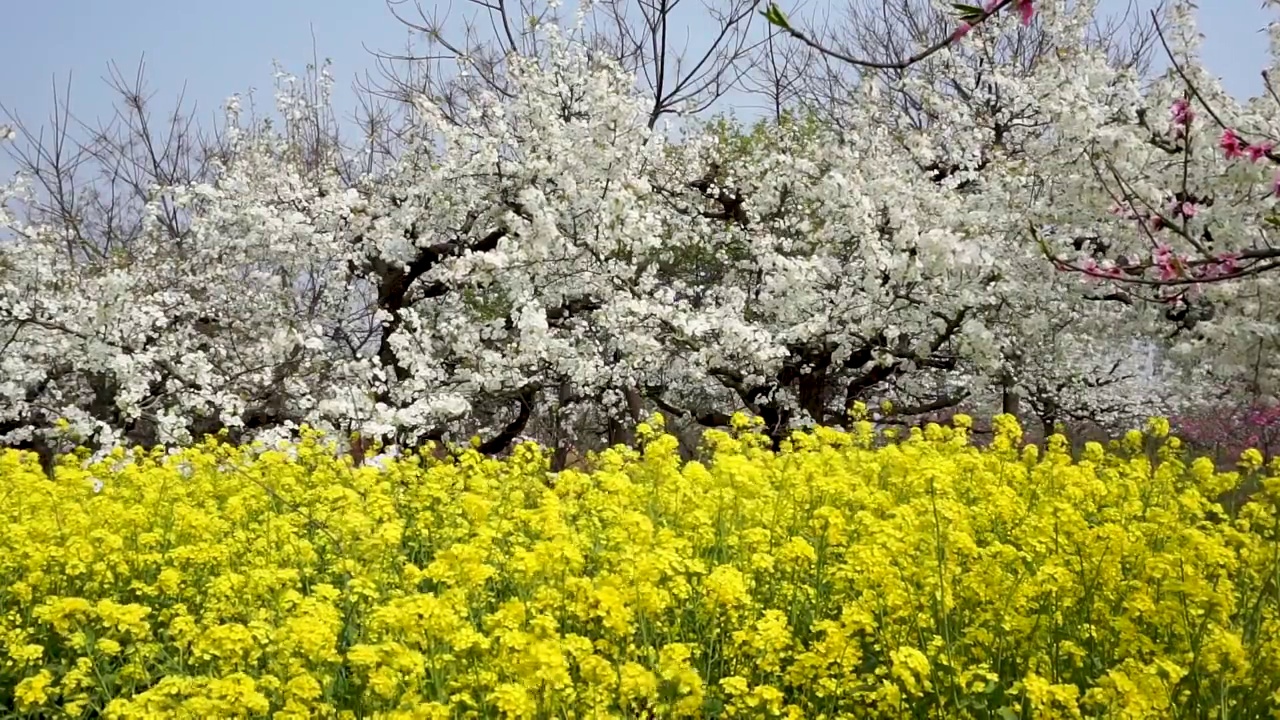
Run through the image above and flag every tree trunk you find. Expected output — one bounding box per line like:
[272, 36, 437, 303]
[1000, 373, 1020, 419]
[551, 381, 573, 471]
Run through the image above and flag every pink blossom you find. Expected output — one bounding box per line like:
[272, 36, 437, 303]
[1167, 199, 1198, 218]
[1247, 141, 1275, 162]
[1153, 243, 1183, 280]
[1198, 252, 1239, 278]
[1109, 203, 1138, 219]
[1220, 128, 1246, 159]
[952, 22, 973, 41]
[1016, 0, 1034, 25]
[1175, 403, 1280, 465]
[1216, 252, 1240, 276]
[1079, 258, 1102, 281]
[1169, 98, 1194, 128]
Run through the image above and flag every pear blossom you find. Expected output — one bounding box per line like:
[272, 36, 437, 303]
[0, 0, 1268, 461]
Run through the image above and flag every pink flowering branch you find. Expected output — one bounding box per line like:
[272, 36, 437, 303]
[763, 0, 1024, 71]
[1033, 191, 1280, 289]
[1218, 128, 1276, 163]
[1049, 245, 1280, 287]
[1098, 162, 1214, 256]
[1150, 12, 1232, 132]
[1073, 129, 1275, 291]
[1152, 10, 1280, 162]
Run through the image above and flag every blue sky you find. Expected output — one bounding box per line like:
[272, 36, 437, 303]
[0, 0, 1271, 154]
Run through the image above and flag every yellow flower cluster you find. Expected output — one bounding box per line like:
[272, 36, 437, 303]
[3, 414, 1280, 718]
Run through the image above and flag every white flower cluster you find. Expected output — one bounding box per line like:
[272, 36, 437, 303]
[0, 0, 1268, 455]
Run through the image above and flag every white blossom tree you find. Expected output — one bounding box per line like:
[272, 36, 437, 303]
[1038, 2, 1280, 410]
[1, 0, 1257, 466]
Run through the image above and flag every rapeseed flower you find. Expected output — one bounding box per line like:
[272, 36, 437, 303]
[0, 418, 1278, 717]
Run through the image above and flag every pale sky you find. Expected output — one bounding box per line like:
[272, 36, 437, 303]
[0, 0, 1271, 161]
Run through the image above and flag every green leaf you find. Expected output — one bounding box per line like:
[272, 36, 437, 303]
[952, 3, 985, 22]
[761, 3, 792, 31]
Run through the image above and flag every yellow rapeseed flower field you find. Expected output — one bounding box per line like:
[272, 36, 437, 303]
[2, 413, 1280, 718]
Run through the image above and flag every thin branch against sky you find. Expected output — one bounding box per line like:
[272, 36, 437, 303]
[0, 0, 1269, 174]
